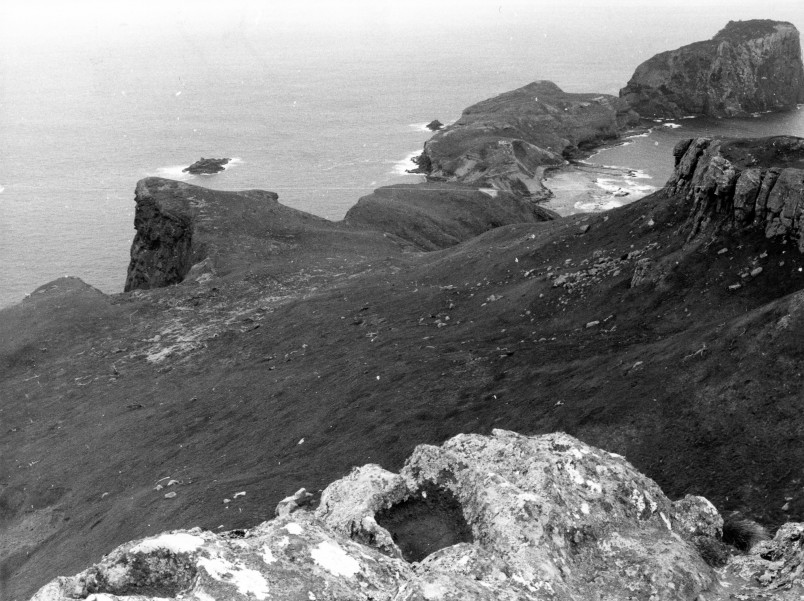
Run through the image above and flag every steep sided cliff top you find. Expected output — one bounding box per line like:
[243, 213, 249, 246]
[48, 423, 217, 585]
[713, 19, 797, 43]
[7, 141, 804, 596]
[638, 20, 798, 66]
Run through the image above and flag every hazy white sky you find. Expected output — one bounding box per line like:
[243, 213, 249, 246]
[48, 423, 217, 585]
[3, 0, 804, 53]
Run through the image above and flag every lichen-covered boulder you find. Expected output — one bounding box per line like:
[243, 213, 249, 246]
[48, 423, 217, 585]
[33, 430, 804, 601]
[722, 522, 804, 599]
[333, 430, 718, 600]
[30, 513, 412, 601]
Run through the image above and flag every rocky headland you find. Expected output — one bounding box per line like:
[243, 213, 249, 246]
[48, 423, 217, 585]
[182, 158, 230, 175]
[412, 80, 639, 197]
[620, 20, 804, 118]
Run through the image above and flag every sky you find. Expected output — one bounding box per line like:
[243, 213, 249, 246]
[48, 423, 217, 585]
[6, 0, 804, 47]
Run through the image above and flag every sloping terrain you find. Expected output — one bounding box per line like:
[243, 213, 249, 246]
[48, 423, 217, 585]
[4, 141, 804, 598]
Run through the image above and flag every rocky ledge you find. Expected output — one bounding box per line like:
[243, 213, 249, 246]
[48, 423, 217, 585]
[413, 80, 639, 197]
[667, 135, 804, 245]
[620, 20, 804, 118]
[29, 430, 804, 600]
[182, 158, 230, 175]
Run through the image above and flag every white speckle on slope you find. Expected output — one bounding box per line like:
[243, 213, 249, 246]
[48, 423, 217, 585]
[262, 544, 276, 564]
[585, 480, 602, 494]
[285, 522, 303, 535]
[631, 489, 646, 514]
[310, 541, 360, 577]
[198, 556, 269, 600]
[129, 532, 204, 554]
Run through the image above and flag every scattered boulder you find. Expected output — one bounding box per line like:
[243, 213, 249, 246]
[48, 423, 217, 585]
[631, 257, 656, 287]
[182, 157, 230, 174]
[275, 488, 314, 517]
[620, 20, 804, 118]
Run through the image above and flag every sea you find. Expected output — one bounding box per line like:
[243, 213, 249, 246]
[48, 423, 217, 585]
[3, 0, 804, 308]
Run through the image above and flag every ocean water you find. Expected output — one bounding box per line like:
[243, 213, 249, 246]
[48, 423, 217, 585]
[3, 1, 804, 308]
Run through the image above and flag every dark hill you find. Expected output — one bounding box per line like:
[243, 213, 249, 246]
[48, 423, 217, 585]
[5, 137, 804, 598]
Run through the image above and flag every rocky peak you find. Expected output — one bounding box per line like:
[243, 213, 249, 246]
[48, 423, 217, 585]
[620, 20, 804, 118]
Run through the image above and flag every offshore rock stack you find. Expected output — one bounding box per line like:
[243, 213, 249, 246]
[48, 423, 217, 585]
[620, 20, 804, 118]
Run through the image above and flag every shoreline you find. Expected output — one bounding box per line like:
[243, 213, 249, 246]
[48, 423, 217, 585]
[540, 127, 659, 216]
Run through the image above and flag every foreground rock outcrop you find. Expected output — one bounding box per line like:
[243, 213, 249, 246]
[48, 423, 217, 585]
[667, 135, 804, 245]
[415, 81, 639, 197]
[20, 432, 708, 599]
[620, 20, 804, 118]
[28, 431, 804, 600]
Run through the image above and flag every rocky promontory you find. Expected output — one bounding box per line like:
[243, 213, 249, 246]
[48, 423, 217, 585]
[620, 20, 804, 118]
[123, 178, 558, 294]
[414, 80, 639, 197]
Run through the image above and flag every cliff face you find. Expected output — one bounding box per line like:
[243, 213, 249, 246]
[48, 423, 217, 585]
[417, 81, 639, 196]
[124, 179, 201, 291]
[620, 20, 804, 118]
[667, 136, 804, 244]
